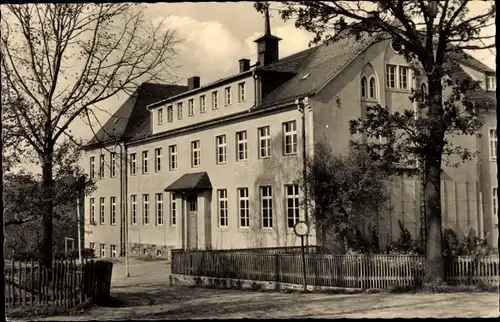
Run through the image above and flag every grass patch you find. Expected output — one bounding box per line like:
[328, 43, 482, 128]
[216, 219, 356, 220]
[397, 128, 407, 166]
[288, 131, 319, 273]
[5, 298, 97, 319]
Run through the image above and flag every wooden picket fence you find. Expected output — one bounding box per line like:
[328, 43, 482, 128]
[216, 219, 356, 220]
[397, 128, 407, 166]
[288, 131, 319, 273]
[172, 249, 499, 289]
[4, 259, 113, 308]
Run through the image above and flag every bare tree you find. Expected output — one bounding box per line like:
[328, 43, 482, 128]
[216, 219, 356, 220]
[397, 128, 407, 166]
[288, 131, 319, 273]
[255, 0, 495, 283]
[1, 3, 179, 267]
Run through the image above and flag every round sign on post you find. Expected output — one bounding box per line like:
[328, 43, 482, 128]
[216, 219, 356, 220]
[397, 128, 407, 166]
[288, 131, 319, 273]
[294, 221, 309, 237]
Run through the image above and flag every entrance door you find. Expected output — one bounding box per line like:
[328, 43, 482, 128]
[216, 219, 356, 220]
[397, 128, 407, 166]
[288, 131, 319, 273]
[187, 195, 198, 249]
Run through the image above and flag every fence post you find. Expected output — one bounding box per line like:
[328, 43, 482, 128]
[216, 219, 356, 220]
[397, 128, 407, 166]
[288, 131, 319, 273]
[274, 253, 280, 286]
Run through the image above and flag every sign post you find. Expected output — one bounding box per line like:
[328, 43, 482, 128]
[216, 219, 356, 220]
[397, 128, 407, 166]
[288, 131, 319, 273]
[294, 221, 310, 292]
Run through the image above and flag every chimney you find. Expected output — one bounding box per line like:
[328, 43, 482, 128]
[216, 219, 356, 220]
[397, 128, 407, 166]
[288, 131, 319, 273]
[254, 6, 281, 66]
[239, 59, 251, 73]
[187, 76, 200, 91]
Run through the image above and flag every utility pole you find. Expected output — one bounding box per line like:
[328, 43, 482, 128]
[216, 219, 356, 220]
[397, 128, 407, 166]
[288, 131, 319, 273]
[296, 97, 310, 248]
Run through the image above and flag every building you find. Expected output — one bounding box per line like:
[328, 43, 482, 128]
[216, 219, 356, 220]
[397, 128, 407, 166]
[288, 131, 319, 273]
[82, 10, 497, 258]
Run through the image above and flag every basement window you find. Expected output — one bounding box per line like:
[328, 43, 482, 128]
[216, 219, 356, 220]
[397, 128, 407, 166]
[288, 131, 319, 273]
[301, 73, 311, 80]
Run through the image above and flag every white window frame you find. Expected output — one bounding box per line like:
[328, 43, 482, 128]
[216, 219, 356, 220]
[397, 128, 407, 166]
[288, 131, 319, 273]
[177, 102, 183, 120]
[212, 91, 218, 110]
[489, 128, 497, 160]
[493, 187, 498, 225]
[200, 95, 206, 113]
[386, 64, 397, 89]
[111, 245, 116, 258]
[99, 197, 105, 225]
[261, 186, 273, 228]
[286, 185, 300, 228]
[216, 135, 227, 164]
[143, 194, 150, 225]
[238, 82, 245, 102]
[167, 105, 173, 123]
[191, 140, 201, 168]
[283, 121, 298, 155]
[169, 145, 178, 170]
[399, 66, 409, 90]
[369, 76, 377, 99]
[90, 198, 95, 224]
[156, 193, 164, 226]
[170, 193, 176, 226]
[218, 189, 228, 227]
[225, 86, 232, 106]
[131, 195, 137, 225]
[100, 244, 105, 257]
[238, 188, 249, 228]
[258, 126, 271, 159]
[110, 152, 116, 177]
[188, 99, 194, 117]
[155, 148, 162, 172]
[130, 153, 137, 176]
[110, 196, 116, 225]
[236, 130, 248, 161]
[361, 76, 367, 98]
[142, 150, 149, 174]
[158, 108, 164, 125]
[487, 75, 496, 91]
[89, 156, 95, 178]
[99, 154, 105, 178]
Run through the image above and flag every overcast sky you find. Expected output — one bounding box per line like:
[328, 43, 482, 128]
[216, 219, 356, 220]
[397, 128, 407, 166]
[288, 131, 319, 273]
[70, 2, 496, 142]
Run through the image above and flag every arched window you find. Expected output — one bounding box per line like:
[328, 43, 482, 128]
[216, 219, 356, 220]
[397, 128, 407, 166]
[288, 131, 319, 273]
[361, 76, 367, 98]
[369, 77, 376, 99]
[421, 83, 427, 102]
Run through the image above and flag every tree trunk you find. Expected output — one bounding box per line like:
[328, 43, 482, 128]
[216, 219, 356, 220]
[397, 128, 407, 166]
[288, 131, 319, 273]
[41, 147, 54, 268]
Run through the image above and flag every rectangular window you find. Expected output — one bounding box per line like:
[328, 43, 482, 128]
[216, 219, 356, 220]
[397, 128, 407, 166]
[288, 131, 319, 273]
[386, 65, 397, 89]
[142, 151, 149, 174]
[169, 145, 178, 170]
[100, 244, 105, 257]
[90, 198, 95, 224]
[110, 152, 116, 177]
[200, 95, 206, 113]
[225, 86, 231, 106]
[89, 242, 95, 251]
[90, 157, 95, 178]
[156, 193, 164, 225]
[493, 187, 498, 221]
[110, 196, 116, 225]
[191, 140, 201, 168]
[238, 188, 249, 228]
[143, 194, 150, 225]
[487, 76, 496, 91]
[177, 102, 183, 120]
[216, 135, 227, 164]
[218, 189, 228, 227]
[286, 185, 300, 228]
[131, 195, 137, 225]
[99, 197, 105, 225]
[261, 186, 273, 228]
[155, 148, 162, 172]
[212, 91, 218, 110]
[238, 82, 245, 102]
[111, 245, 116, 258]
[283, 121, 298, 155]
[158, 108, 164, 125]
[167, 105, 173, 123]
[171, 193, 176, 226]
[399, 66, 409, 90]
[489, 129, 497, 160]
[258, 126, 271, 158]
[130, 153, 137, 176]
[99, 154, 105, 178]
[236, 130, 248, 161]
[188, 99, 194, 117]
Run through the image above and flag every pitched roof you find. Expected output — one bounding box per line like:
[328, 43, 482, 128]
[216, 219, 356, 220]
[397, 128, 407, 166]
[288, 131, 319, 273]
[164, 172, 213, 192]
[448, 50, 495, 73]
[85, 83, 187, 148]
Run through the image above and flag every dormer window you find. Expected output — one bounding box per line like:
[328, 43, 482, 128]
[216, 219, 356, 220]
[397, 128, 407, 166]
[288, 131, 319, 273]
[177, 102, 183, 120]
[167, 105, 173, 122]
[157, 108, 164, 125]
[487, 75, 496, 91]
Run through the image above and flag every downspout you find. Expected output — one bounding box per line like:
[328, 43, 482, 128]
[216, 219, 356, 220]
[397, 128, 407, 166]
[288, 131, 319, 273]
[118, 143, 124, 256]
[124, 143, 130, 277]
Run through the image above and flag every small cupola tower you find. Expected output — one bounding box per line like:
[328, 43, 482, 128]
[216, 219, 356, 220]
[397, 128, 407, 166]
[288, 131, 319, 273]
[254, 6, 281, 66]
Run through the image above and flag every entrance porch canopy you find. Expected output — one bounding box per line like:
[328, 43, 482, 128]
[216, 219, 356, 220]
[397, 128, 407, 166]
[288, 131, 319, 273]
[164, 172, 212, 193]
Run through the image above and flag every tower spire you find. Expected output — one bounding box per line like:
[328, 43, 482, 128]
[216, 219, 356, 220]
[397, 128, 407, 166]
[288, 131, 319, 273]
[264, 5, 271, 35]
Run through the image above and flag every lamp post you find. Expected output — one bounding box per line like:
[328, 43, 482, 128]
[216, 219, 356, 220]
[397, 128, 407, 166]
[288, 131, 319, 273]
[296, 97, 310, 248]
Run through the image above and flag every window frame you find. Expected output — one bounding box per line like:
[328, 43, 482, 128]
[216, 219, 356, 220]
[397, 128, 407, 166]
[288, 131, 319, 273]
[386, 64, 397, 89]
[169, 145, 178, 170]
[156, 193, 164, 226]
[238, 82, 246, 102]
[188, 99, 194, 117]
[216, 134, 227, 164]
[158, 107, 164, 125]
[224, 86, 232, 106]
[489, 128, 497, 160]
[110, 196, 116, 225]
[111, 245, 116, 258]
[167, 105, 173, 123]
[200, 95, 206, 113]
[170, 193, 176, 226]
[218, 189, 228, 228]
[398, 66, 409, 90]
[486, 75, 496, 91]
[369, 76, 376, 99]
[99, 197, 105, 225]
[361, 76, 367, 98]
[142, 151, 149, 174]
[130, 153, 137, 176]
[238, 188, 250, 228]
[99, 154, 105, 178]
[260, 186, 273, 228]
[283, 121, 298, 156]
[90, 198, 95, 224]
[285, 185, 300, 229]
[155, 147, 162, 172]
[212, 91, 218, 110]
[131, 195, 137, 225]
[110, 152, 116, 177]
[493, 187, 498, 225]
[191, 140, 201, 168]
[100, 244, 105, 257]
[258, 126, 271, 159]
[236, 130, 248, 161]
[143, 194, 150, 225]
[177, 102, 183, 120]
[89, 156, 95, 178]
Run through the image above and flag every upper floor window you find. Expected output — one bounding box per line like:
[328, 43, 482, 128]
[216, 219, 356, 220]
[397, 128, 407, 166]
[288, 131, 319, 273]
[421, 83, 427, 102]
[167, 105, 173, 123]
[216, 135, 227, 164]
[286, 185, 300, 228]
[142, 151, 149, 174]
[169, 145, 178, 170]
[191, 140, 201, 168]
[212, 91, 218, 110]
[386, 65, 397, 89]
[177, 102, 183, 120]
[391, 38, 403, 52]
[258, 126, 271, 159]
[238, 82, 246, 102]
[110, 152, 116, 177]
[99, 154, 105, 178]
[155, 148, 162, 172]
[200, 95, 206, 113]
[225, 86, 232, 106]
[361, 76, 367, 98]
[130, 153, 137, 175]
[158, 108, 164, 125]
[487, 75, 496, 91]
[188, 99, 194, 117]
[369, 77, 376, 99]
[236, 131, 248, 161]
[89, 156, 95, 178]
[399, 66, 409, 90]
[283, 121, 298, 155]
[489, 128, 497, 160]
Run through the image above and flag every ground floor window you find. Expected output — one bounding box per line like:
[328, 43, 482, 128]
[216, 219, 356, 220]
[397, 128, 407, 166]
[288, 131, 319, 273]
[260, 186, 273, 228]
[111, 245, 116, 257]
[100, 244, 105, 257]
[218, 189, 228, 227]
[286, 185, 300, 228]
